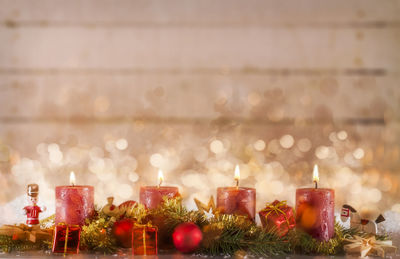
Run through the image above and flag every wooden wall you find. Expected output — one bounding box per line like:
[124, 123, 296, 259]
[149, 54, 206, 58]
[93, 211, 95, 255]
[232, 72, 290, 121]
[0, 0, 399, 220]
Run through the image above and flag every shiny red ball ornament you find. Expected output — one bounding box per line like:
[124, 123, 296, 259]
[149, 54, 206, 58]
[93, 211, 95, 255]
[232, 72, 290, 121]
[112, 218, 135, 248]
[172, 222, 203, 253]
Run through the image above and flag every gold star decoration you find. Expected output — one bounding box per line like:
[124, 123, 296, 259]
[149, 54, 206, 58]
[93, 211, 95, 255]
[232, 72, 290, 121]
[194, 196, 219, 218]
[344, 235, 397, 258]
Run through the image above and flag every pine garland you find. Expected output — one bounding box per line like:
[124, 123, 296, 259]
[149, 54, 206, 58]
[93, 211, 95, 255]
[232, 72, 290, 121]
[0, 197, 393, 256]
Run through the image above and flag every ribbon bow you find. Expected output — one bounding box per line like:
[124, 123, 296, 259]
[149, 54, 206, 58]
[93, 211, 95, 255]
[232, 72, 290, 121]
[344, 235, 397, 258]
[261, 200, 291, 226]
[0, 224, 52, 243]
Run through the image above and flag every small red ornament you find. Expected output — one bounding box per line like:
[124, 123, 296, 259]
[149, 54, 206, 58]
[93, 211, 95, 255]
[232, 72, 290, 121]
[172, 222, 203, 253]
[112, 218, 135, 248]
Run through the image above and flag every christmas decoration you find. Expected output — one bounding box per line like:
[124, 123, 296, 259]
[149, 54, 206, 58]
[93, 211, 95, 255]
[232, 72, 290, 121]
[344, 235, 397, 257]
[0, 224, 52, 243]
[0, 197, 396, 258]
[101, 197, 120, 217]
[52, 223, 81, 254]
[150, 197, 207, 249]
[132, 223, 158, 255]
[23, 184, 46, 226]
[172, 222, 202, 253]
[194, 196, 218, 219]
[80, 212, 117, 254]
[259, 200, 295, 236]
[118, 200, 138, 218]
[112, 218, 135, 248]
[340, 204, 385, 235]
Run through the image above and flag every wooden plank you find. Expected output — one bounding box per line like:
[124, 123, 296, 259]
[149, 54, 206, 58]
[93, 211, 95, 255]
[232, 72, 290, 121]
[0, 74, 398, 120]
[0, 0, 399, 26]
[0, 27, 399, 70]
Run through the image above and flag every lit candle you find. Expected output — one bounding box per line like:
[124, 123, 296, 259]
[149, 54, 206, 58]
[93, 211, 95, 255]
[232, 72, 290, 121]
[216, 165, 256, 220]
[55, 171, 95, 226]
[139, 169, 180, 209]
[295, 165, 335, 241]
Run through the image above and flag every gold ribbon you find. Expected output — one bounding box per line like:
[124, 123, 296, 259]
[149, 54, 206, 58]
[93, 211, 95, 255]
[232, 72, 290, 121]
[54, 223, 80, 255]
[134, 222, 155, 255]
[63, 225, 69, 255]
[0, 224, 52, 243]
[260, 201, 291, 227]
[344, 235, 397, 258]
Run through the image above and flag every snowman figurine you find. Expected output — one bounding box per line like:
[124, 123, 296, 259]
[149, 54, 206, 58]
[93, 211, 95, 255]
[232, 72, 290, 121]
[23, 184, 46, 227]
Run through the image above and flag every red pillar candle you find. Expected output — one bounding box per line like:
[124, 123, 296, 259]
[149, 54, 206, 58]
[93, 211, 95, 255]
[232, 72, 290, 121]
[139, 170, 180, 209]
[216, 165, 256, 220]
[295, 165, 335, 241]
[55, 172, 95, 226]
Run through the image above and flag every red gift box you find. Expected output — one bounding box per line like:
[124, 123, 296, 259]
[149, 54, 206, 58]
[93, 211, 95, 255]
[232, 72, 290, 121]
[132, 224, 158, 255]
[52, 223, 81, 254]
[259, 200, 295, 236]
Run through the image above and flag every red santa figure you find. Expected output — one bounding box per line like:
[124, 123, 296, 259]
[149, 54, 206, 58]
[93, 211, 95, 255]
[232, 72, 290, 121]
[23, 184, 46, 226]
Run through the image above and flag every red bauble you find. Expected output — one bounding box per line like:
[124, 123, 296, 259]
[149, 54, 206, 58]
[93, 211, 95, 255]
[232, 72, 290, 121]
[172, 222, 203, 253]
[112, 218, 135, 248]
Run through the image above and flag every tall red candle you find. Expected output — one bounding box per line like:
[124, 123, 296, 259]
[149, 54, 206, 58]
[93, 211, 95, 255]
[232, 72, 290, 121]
[295, 165, 335, 241]
[139, 170, 180, 209]
[216, 165, 256, 220]
[55, 172, 94, 226]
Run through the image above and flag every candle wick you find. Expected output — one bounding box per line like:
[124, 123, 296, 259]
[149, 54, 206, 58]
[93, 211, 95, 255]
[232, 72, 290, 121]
[314, 181, 318, 189]
[158, 179, 162, 188]
[235, 179, 239, 189]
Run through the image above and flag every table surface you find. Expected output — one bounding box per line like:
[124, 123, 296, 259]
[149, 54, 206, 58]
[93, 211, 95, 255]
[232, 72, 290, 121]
[1, 251, 400, 259]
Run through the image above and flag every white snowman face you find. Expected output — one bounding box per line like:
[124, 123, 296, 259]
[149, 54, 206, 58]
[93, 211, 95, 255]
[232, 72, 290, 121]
[340, 207, 350, 222]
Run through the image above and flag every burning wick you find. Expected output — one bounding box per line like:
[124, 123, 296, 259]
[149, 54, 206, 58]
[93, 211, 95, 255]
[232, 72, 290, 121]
[158, 169, 164, 188]
[70, 171, 76, 187]
[234, 164, 240, 189]
[312, 164, 319, 189]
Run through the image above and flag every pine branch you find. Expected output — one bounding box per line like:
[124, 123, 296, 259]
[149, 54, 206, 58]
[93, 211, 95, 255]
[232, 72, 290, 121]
[80, 214, 118, 254]
[201, 214, 290, 256]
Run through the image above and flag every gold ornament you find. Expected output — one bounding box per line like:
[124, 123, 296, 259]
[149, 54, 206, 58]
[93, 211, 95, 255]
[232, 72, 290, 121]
[344, 235, 397, 258]
[194, 196, 219, 218]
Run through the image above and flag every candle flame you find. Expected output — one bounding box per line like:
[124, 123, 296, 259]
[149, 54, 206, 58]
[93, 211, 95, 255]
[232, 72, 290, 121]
[234, 164, 240, 187]
[158, 169, 164, 187]
[70, 171, 76, 186]
[313, 164, 319, 184]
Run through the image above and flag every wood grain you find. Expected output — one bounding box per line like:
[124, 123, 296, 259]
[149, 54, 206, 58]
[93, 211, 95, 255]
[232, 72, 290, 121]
[0, 0, 399, 26]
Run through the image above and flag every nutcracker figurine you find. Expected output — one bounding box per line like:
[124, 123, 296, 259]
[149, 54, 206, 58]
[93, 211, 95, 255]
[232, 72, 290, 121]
[23, 184, 46, 226]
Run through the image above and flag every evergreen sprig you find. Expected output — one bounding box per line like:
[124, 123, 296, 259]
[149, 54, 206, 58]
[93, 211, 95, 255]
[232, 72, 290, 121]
[80, 212, 117, 254]
[151, 197, 208, 236]
[201, 214, 290, 256]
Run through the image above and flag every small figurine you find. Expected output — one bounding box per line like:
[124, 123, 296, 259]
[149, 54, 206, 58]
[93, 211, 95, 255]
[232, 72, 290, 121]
[101, 197, 120, 217]
[23, 184, 46, 227]
[341, 204, 385, 234]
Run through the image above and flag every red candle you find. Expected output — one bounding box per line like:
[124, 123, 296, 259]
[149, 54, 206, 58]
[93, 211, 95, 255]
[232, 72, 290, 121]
[139, 170, 180, 209]
[55, 172, 95, 226]
[216, 165, 256, 220]
[295, 165, 335, 241]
